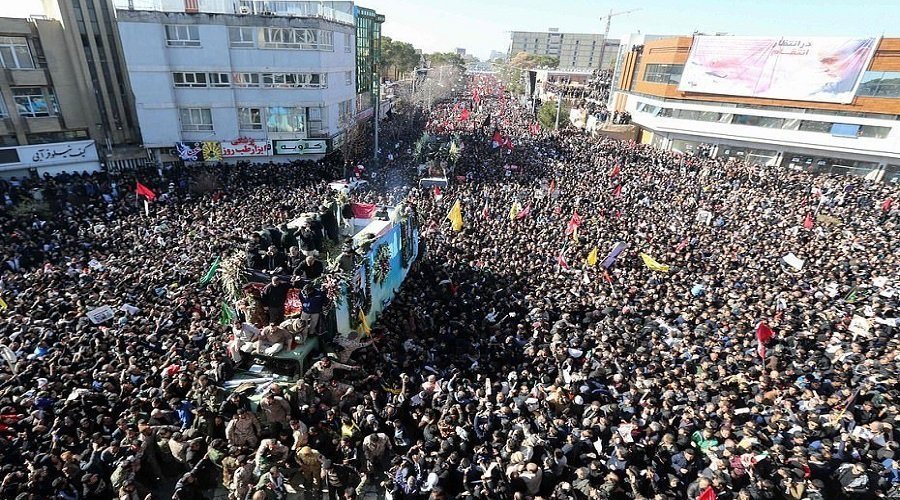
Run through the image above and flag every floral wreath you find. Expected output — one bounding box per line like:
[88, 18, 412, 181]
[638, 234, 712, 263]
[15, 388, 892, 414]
[373, 243, 392, 284]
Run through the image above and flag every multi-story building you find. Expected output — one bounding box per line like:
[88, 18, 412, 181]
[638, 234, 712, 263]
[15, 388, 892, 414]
[612, 35, 900, 180]
[509, 28, 620, 70]
[114, 0, 359, 164]
[42, 0, 141, 166]
[0, 16, 102, 177]
[354, 5, 383, 122]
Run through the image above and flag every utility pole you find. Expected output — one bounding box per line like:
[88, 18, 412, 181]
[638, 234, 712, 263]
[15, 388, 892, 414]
[554, 95, 562, 129]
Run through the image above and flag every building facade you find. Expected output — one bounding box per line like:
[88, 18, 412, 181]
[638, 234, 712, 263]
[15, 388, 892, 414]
[0, 16, 103, 177]
[612, 35, 900, 180]
[509, 28, 620, 70]
[114, 1, 358, 164]
[354, 5, 383, 121]
[42, 0, 140, 152]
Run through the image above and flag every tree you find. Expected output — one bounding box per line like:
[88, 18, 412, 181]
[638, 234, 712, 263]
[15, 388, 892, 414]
[426, 52, 465, 72]
[508, 52, 559, 70]
[381, 37, 420, 80]
[537, 99, 570, 130]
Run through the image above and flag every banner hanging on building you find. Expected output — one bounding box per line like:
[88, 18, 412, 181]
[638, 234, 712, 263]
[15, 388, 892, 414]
[678, 36, 879, 103]
[220, 139, 272, 157]
[272, 139, 328, 155]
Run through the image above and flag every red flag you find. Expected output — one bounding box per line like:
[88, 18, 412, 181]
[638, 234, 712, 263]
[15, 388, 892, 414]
[882, 198, 893, 212]
[515, 203, 532, 220]
[433, 186, 443, 201]
[502, 137, 513, 150]
[612, 185, 622, 198]
[698, 487, 717, 500]
[481, 202, 490, 219]
[565, 211, 583, 235]
[491, 130, 502, 148]
[802, 213, 814, 230]
[602, 270, 613, 284]
[756, 321, 775, 344]
[460, 109, 470, 121]
[350, 202, 377, 219]
[609, 164, 621, 177]
[549, 179, 557, 193]
[136, 181, 157, 201]
[557, 249, 569, 270]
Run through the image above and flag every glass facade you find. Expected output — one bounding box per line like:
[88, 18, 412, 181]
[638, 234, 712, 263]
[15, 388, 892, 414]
[354, 7, 384, 108]
[857, 71, 900, 98]
[643, 64, 683, 85]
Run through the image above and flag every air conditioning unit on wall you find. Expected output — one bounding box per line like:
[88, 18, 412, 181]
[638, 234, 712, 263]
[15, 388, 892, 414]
[238, 6, 251, 14]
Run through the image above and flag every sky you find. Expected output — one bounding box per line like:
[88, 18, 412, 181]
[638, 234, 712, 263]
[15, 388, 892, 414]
[7, 0, 898, 60]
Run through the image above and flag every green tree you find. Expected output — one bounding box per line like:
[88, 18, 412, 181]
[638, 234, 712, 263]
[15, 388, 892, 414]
[426, 52, 466, 72]
[537, 99, 570, 130]
[381, 37, 421, 80]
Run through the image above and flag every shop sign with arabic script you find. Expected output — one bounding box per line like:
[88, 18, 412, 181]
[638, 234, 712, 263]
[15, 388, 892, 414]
[220, 138, 273, 158]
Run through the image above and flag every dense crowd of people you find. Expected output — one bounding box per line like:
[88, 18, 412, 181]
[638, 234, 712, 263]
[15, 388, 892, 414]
[1, 74, 899, 500]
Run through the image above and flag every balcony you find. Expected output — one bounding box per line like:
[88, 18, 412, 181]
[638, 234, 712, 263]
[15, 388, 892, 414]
[113, 0, 355, 25]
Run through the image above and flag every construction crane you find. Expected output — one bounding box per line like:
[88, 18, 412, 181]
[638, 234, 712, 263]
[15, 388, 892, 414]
[598, 8, 641, 73]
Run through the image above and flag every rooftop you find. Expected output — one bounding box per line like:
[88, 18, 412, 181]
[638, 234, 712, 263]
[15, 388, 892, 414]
[113, 0, 355, 25]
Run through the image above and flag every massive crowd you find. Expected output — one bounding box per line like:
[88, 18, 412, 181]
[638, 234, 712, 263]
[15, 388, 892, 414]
[0, 75, 899, 500]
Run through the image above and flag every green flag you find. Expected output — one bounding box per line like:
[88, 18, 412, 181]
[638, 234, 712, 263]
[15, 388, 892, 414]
[219, 301, 236, 326]
[198, 256, 221, 286]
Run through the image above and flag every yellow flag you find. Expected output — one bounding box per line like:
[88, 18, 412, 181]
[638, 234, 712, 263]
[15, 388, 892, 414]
[0, 296, 7, 310]
[508, 201, 522, 220]
[586, 247, 598, 266]
[447, 200, 463, 231]
[640, 253, 670, 273]
[357, 309, 372, 336]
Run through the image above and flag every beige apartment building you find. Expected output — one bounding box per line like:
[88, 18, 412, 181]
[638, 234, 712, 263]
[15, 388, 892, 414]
[509, 28, 620, 70]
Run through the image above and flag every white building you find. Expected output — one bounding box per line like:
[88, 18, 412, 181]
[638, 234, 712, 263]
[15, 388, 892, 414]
[114, 1, 357, 163]
[509, 28, 620, 71]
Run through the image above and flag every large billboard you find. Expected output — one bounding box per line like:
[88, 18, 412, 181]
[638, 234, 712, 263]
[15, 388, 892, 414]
[678, 36, 879, 103]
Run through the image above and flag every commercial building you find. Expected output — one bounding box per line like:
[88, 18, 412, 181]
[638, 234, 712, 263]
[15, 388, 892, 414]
[354, 5, 383, 122]
[42, 0, 142, 168]
[114, 0, 359, 164]
[612, 35, 900, 180]
[509, 28, 620, 70]
[0, 16, 102, 177]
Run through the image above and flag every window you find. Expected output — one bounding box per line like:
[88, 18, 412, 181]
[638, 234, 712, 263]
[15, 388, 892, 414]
[857, 71, 900, 98]
[173, 72, 208, 87]
[208, 73, 230, 87]
[13, 87, 58, 117]
[858, 125, 891, 139]
[0, 98, 6, 118]
[338, 99, 354, 125]
[344, 33, 352, 53]
[238, 107, 263, 130]
[261, 28, 333, 50]
[261, 73, 327, 88]
[166, 25, 200, 47]
[830, 123, 859, 138]
[0, 36, 34, 69]
[733, 114, 785, 128]
[643, 64, 683, 85]
[266, 107, 305, 133]
[233, 72, 260, 87]
[179, 108, 213, 131]
[798, 120, 832, 133]
[307, 107, 323, 135]
[345, 71, 352, 86]
[228, 27, 255, 48]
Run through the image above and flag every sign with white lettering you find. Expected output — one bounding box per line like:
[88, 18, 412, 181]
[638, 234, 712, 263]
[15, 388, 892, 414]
[220, 139, 273, 158]
[272, 139, 328, 155]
